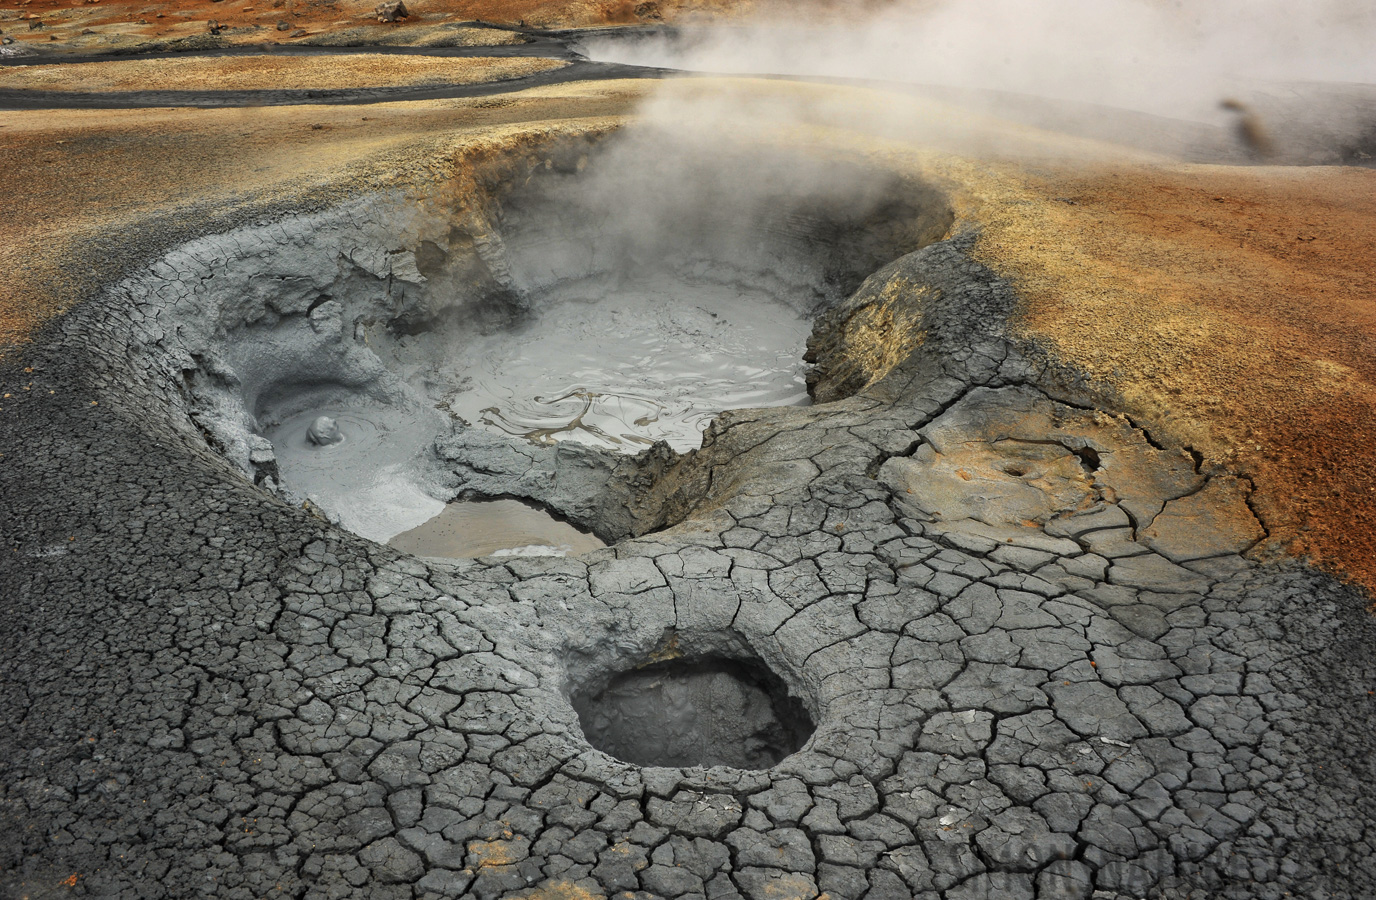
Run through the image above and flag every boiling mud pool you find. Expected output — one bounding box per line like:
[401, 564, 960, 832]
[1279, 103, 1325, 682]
[265, 402, 448, 544]
[439, 280, 812, 453]
[267, 281, 809, 556]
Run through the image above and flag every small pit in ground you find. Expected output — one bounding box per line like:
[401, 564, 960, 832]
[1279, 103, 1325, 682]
[160, 129, 951, 556]
[571, 656, 815, 770]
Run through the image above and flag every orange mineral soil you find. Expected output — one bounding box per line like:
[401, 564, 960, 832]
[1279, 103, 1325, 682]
[974, 163, 1376, 596]
[0, 0, 750, 49]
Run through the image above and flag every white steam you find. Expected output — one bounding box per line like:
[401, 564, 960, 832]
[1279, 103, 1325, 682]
[584, 0, 1376, 137]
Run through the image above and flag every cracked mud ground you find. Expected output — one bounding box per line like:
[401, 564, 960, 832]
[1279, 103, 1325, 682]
[3, 72, 1376, 900]
[3, 223, 1375, 899]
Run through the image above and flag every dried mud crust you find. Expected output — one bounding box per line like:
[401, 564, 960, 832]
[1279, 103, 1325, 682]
[1, 223, 1374, 900]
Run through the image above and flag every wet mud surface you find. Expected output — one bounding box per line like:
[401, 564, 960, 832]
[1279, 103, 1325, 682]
[266, 399, 449, 543]
[108, 129, 941, 555]
[390, 499, 605, 560]
[439, 280, 811, 453]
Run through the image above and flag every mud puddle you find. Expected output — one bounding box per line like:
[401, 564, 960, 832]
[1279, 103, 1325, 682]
[388, 498, 605, 559]
[145, 130, 952, 558]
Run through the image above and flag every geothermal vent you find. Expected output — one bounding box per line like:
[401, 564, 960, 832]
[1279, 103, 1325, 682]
[137, 129, 951, 557]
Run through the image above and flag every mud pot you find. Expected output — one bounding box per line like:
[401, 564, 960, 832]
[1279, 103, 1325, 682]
[131, 126, 950, 556]
[570, 648, 815, 770]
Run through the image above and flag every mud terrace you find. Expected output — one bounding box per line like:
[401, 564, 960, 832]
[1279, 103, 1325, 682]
[2, 168, 1375, 900]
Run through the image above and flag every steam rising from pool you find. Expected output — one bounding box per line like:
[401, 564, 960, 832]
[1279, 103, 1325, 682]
[153, 127, 952, 557]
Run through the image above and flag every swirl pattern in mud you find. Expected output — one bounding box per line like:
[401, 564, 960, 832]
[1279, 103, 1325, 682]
[442, 280, 811, 453]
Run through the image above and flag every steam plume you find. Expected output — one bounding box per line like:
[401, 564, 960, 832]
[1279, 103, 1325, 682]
[582, 0, 1376, 161]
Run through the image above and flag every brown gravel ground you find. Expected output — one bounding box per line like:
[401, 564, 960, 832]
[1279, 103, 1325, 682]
[0, 54, 565, 91]
[0, 81, 643, 352]
[2, 75, 1373, 596]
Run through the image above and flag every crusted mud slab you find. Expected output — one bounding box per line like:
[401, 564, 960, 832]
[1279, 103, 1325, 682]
[2, 77, 1376, 900]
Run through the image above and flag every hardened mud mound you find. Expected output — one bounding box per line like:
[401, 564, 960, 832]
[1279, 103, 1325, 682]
[1, 220, 1375, 900]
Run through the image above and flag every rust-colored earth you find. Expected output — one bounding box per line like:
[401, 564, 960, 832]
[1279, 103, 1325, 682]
[0, 53, 564, 91]
[0, 81, 639, 352]
[972, 163, 1376, 597]
[0, 0, 747, 51]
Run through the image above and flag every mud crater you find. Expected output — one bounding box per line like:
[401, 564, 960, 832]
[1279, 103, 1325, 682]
[571, 655, 815, 770]
[565, 629, 817, 771]
[140, 129, 951, 555]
